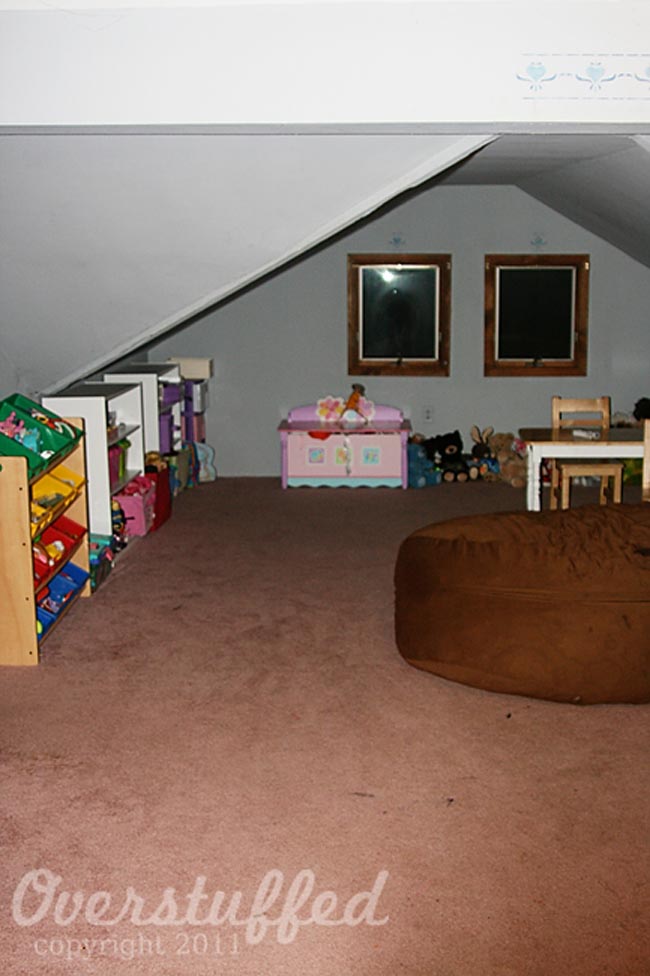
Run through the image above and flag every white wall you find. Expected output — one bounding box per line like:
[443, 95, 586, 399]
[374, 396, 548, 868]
[2, 2, 650, 125]
[148, 184, 650, 475]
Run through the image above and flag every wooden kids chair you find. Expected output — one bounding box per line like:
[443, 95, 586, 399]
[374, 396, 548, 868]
[549, 396, 623, 510]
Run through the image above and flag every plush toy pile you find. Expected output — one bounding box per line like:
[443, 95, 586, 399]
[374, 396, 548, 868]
[486, 431, 528, 488]
[407, 425, 527, 488]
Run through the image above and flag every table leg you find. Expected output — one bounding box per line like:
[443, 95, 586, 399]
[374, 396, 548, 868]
[526, 445, 543, 512]
[280, 431, 288, 489]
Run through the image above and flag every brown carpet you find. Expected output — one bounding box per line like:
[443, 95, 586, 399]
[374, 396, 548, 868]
[1, 479, 648, 976]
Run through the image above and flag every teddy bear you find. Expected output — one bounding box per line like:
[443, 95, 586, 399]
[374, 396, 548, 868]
[423, 430, 477, 483]
[487, 432, 527, 488]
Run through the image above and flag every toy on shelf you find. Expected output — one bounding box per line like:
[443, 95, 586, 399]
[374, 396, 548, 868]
[111, 500, 128, 551]
[33, 539, 66, 568]
[32, 491, 65, 510]
[88, 535, 115, 591]
[36, 564, 87, 617]
[28, 409, 77, 439]
[18, 428, 43, 454]
[0, 411, 44, 453]
[0, 410, 26, 440]
[0, 396, 81, 462]
[38, 585, 71, 616]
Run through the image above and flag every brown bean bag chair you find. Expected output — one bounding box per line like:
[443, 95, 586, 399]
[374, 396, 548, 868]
[395, 504, 650, 704]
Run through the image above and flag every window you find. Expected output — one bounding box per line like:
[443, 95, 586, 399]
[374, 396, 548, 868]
[348, 253, 451, 376]
[484, 254, 589, 377]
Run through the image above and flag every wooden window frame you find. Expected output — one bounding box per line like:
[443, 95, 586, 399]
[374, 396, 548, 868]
[484, 253, 589, 377]
[347, 253, 451, 377]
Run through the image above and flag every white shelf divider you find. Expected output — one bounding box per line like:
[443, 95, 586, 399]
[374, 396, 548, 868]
[103, 362, 182, 454]
[43, 382, 144, 537]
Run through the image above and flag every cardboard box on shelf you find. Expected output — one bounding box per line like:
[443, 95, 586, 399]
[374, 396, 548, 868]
[165, 357, 213, 381]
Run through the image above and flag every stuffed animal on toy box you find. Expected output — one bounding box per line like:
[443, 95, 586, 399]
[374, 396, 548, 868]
[423, 430, 477, 483]
[487, 431, 527, 488]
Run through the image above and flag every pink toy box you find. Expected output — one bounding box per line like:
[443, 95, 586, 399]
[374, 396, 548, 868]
[278, 400, 411, 489]
[114, 475, 155, 537]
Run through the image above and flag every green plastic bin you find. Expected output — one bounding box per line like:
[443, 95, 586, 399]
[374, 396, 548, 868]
[0, 402, 49, 478]
[0, 395, 82, 476]
[3, 394, 82, 446]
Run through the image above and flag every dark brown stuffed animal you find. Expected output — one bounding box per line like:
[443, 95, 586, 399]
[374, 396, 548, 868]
[633, 398, 650, 421]
[424, 430, 475, 482]
[470, 425, 494, 460]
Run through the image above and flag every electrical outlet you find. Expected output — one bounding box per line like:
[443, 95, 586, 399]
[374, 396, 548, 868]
[422, 405, 435, 423]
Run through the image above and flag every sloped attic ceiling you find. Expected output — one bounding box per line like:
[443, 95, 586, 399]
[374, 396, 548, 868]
[0, 132, 492, 397]
[3, 131, 650, 401]
[438, 134, 650, 268]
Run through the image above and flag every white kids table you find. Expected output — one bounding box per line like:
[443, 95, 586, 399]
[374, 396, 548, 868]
[519, 426, 644, 511]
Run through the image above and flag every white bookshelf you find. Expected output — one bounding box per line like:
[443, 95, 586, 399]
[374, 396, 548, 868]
[42, 382, 144, 536]
[103, 362, 183, 454]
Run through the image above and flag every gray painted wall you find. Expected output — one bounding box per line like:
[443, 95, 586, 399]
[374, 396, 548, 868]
[0, 132, 485, 399]
[148, 185, 650, 476]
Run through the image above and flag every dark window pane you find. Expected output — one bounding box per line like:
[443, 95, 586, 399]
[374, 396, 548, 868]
[497, 267, 574, 360]
[361, 267, 438, 359]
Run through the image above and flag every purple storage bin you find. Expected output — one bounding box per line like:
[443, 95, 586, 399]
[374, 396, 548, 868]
[159, 411, 173, 454]
[160, 382, 182, 409]
[108, 445, 121, 488]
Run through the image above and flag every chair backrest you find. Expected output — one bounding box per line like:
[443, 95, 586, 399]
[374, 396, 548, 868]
[641, 420, 650, 502]
[551, 396, 611, 430]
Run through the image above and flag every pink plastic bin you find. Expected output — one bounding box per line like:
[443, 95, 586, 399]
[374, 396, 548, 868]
[114, 476, 155, 537]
